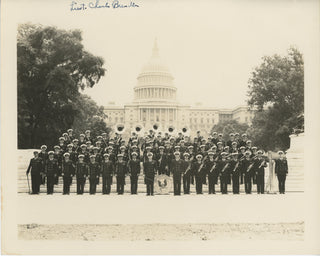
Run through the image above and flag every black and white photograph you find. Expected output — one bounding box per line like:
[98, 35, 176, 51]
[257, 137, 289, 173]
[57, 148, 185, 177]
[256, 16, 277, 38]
[1, 0, 320, 255]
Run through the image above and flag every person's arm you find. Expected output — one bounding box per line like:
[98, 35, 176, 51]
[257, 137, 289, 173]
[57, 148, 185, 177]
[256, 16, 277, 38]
[26, 159, 32, 175]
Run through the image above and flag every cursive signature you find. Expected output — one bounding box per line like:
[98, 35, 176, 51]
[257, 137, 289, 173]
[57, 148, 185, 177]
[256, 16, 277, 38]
[70, 0, 139, 11]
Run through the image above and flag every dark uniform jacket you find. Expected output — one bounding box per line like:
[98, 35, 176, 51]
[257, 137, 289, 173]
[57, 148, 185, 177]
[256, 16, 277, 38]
[27, 157, 43, 175]
[88, 162, 100, 180]
[128, 159, 141, 176]
[75, 162, 88, 178]
[143, 160, 157, 178]
[156, 153, 168, 173]
[229, 159, 240, 176]
[216, 160, 230, 177]
[182, 160, 192, 176]
[192, 161, 206, 178]
[170, 159, 184, 181]
[38, 152, 48, 164]
[45, 159, 59, 177]
[101, 161, 114, 177]
[115, 161, 128, 177]
[242, 158, 254, 175]
[275, 159, 288, 175]
[253, 158, 267, 176]
[205, 159, 219, 177]
[62, 160, 75, 177]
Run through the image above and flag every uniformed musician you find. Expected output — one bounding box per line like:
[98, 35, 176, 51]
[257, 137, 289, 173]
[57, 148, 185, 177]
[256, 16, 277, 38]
[75, 154, 87, 195]
[101, 153, 114, 194]
[171, 151, 184, 195]
[274, 151, 288, 194]
[26, 151, 43, 194]
[127, 152, 140, 194]
[143, 152, 157, 196]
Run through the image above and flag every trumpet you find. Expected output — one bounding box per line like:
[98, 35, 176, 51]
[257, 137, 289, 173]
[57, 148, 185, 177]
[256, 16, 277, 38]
[115, 124, 125, 134]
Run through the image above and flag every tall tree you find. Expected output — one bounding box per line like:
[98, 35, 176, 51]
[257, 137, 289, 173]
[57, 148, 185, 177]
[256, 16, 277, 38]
[211, 120, 249, 142]
[18, 23, 106, 148]
[247, 47, 304, 150]
[72, 94, 112, 141]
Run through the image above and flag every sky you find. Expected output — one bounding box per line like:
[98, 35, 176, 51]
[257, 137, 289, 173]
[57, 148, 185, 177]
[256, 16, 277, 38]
[11, 0, 318, 108]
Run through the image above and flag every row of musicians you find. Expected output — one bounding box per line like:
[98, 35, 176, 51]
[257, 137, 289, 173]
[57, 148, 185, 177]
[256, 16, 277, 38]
[26, 149, 288, 195]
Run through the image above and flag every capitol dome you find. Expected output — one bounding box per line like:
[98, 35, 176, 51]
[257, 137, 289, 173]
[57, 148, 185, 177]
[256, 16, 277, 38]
[134, 39, 177, 103]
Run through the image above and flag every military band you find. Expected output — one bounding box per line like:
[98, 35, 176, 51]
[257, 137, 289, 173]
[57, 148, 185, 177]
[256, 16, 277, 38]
[26, 128, 289, 195]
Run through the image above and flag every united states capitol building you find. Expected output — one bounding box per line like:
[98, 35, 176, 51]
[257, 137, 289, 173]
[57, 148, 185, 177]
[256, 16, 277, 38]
[104, 40, 255, 137]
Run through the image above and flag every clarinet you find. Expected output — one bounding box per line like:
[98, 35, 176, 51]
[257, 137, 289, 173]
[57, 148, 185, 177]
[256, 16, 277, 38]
[184, 161, 192, 175]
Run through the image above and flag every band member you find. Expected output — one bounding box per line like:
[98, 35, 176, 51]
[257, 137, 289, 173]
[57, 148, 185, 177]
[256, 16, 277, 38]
[238, 146, 246, 184]
[101, 153, 114, 195]
[227, 133, 235, 148]
[75, 155, 87, 195]
[231, 141, 238, 153]
[93, 147, 102, 164]
[242, 151, 254, 194]
[182, 152, 192, 194]
[95, 140, 104, 154]
[88, 155, 100, 195]
[105, 146, 116, 164]
[26, 151, 43, 194]
[253, 150, 267, 194]
[66, 144, 78, 164]
[53, 145, 62, 185]
[274, 151, 288, 194]
[62, 132, 71, 145]
[171, 151, 184, 196]
[179, 140, 187, 154]
[127, 152, 140, 194]
[79, 134, 86, 145]
[61, 152, 75, 195]
[119, 145, 128, 162]
[192, 154, 206, 194]
[79, 144, 90, 163]
[198, 144, 207, 159]
[229, 153, 240, 194]
[67, 128, 74, 142]
[58, 137, 67, 153]
[234, 133, 240, 146]
[211, 132, 218, 146]
[84, 130, 92, 143]
[217, 152, 230, 194]
[38, 145, 48, 185]
[156, 146, 168, 175]
[143, 152, 157, 196]
[217, 142, 224, 155]
[143, 146, 154, 162]
[101, 132, 109, 149]
[73, 139, 80, 153]
[44, 151, 59, 195]
[217, 133, 225, 146]
[115, 154, 127, 195]
[239, 133, 248, 148]
[206, 151, 219, 194]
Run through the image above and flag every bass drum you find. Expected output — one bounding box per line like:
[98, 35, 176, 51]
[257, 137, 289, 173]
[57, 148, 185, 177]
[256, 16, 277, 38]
[154, 174, 173, 195]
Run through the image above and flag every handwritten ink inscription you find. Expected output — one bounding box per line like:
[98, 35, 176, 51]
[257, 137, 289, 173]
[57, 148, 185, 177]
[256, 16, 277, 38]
[70, 0, 140, 11]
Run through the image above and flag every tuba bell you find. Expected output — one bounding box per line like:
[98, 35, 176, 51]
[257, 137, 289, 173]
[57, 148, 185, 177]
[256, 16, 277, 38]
[181, 126, 189, 136]
[115, 124, 125, 134]
[152, 123, 160, 133]
[133, 124, 144, 135]
[167, 125, 175, 135]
